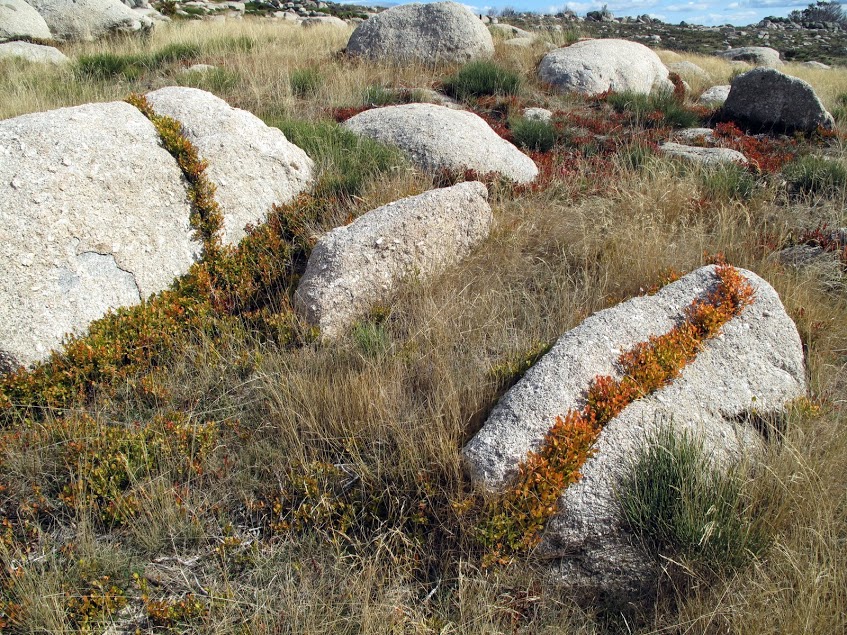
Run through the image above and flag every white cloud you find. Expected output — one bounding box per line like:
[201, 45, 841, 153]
[664, 2, 711, 12]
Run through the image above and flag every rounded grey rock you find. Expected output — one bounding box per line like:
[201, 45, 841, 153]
[667, 60, 711, 84]
[295, 182, 493, 339]
[0, 40, 67, 63]
[490, 22, 533, 39]
[0, 0, 52, 41]
[698, 84, 730, 106]
[145, 87, 315, 246]
[659, 141, 747, 165]
[716, 46, 783, 67]
[522, 107, 553, 123]
[301, 15, 347, 28]
[346, 1, 494, 64]
[538, 38, 672, 96]
[343, 103, 538, 184]
[0, 102, 199, 366]
[26, 0, 153, 41]
[674, 127, 716, 143]
[463, 266, 806, 597]
[721, 67, 834, 133]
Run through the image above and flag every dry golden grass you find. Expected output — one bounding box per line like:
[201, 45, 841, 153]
[1, 18, 846, 635]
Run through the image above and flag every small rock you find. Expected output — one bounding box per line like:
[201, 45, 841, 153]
[659, 141, 747, 165]
[698, 84, 731, 106]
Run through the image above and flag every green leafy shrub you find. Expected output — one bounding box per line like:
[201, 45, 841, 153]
[290, 67, 322, 97]
[269, 118, 407, 199]
[699, 163, 758, 201]
[607, 89, 700, 129]
[783, 154, 847, 196]
[442, 60, 523, 101]
[509, 117, 556, 152]
[618, 425, 767, 571]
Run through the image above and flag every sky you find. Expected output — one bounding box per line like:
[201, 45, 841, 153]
[350, 0, 825, 27]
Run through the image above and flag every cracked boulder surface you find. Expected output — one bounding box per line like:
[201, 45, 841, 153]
[145, 87, 316, 246]
[463, 266, 806, 598]
[0, 101, 199, 366]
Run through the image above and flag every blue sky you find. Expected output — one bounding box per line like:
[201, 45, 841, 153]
[354, 0, 824, 26]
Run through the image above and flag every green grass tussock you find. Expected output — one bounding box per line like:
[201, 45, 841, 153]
[269, 118, 410, 200]
[442, 60, 523, 101]
[607, 88, 702, 129]
[783, 153, 847, 196]
[619, 425, 767, 573]
[510, 117, 557, 152]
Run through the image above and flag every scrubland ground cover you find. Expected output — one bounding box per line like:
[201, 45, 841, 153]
[1, 19, 846, 634]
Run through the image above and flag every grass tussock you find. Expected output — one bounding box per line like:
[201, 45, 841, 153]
[441, 60, 524, 102]
[1, 16, 847, 635]
[619, 425, 767, 573]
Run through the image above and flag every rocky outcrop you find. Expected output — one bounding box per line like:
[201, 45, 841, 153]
[26, 0, 154, 40]
[538, 38, 672, 96]
[343, 103, 538, 184]
[295, 182, 493, 338]
[0, 40, 67, 63]
[346, 1, 494, 64]
[0, 0, 52, 41]
[716, 46, 783, 67]
[145, 87, 315, 246]
[0, 102, 198, 366]
[659, 141, 747, 165]
[720, 67, 834, 133]
[463, 266, 806, 597]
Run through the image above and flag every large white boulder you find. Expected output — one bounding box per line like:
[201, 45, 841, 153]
[25, 0, 153, 41]
[0, 102, 199, 367]
[463, 266, 806, 597]
[721, 67, 834, 133]
[295, 182, 493, 339]
[538, 38, 672, 96]
[145, 87, 315, 246]
[346, 1, 494, 64]
[0, 0, 52, 41]
[343, 103, 538, 184]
